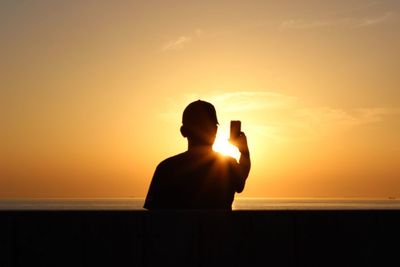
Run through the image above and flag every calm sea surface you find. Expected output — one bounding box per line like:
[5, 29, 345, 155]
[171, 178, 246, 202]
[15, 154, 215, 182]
[1, 198, 400, 210]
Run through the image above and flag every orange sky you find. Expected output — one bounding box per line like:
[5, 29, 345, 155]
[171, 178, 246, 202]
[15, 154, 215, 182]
[1, 1, 399, 198]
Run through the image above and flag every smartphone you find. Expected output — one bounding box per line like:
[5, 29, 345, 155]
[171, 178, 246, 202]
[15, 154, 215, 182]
[230, 120, 241, 141]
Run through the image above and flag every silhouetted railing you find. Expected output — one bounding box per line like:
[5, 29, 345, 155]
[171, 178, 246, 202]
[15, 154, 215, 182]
[1, 210, 399, 266]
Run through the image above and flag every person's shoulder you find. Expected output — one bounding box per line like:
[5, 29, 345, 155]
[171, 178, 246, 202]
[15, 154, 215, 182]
[157, 152, 188, 169]
[213, 152, 239, 165]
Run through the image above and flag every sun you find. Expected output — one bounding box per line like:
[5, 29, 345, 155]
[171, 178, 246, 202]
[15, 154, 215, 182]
[213, 133, 241, 161]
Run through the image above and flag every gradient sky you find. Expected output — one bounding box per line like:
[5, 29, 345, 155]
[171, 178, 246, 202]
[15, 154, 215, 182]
[1, 0, 399, 198]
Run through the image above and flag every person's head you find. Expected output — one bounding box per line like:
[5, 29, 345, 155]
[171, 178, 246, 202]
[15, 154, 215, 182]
[180, 100, 218, 147]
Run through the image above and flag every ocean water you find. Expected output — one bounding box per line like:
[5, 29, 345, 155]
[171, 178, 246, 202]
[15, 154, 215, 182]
[1, 198, 400, 210]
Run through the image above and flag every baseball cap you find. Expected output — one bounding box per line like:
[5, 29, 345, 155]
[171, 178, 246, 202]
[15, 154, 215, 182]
[182, 100, 219, 126]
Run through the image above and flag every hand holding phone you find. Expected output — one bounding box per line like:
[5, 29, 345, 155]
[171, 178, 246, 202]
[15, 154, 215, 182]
[230, 120, 241, 141]
[230, 120, 249, 154]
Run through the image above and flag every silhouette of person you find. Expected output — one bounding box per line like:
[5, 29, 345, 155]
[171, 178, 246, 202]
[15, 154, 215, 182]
[144, 100, 251, 210]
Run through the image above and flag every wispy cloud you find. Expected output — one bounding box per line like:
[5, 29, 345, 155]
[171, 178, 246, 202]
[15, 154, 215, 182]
[210, 91, 297, 112]
[280, 12, 395, 30]
[280, 19, 346, 29]
[161, 28, 203, 51]
[356, 12, 394, 27]
[162, 36, 191, 51]
[210, 91, 399, 142]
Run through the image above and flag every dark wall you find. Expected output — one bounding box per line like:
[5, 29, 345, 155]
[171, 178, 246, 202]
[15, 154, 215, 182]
[1, 210, 399, 267]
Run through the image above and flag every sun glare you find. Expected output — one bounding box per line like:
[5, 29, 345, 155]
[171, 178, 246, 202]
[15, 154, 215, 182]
[213, 134, 241, 161]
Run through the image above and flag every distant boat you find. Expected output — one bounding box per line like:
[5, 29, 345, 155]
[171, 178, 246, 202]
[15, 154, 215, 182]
[388, 196, 397, 200]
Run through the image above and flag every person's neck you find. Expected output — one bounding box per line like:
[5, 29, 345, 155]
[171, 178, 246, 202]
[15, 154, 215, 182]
[187, 143, 214, 153]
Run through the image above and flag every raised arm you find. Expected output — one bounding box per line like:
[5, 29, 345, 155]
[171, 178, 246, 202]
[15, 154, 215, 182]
[232, 132, 251, 193]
